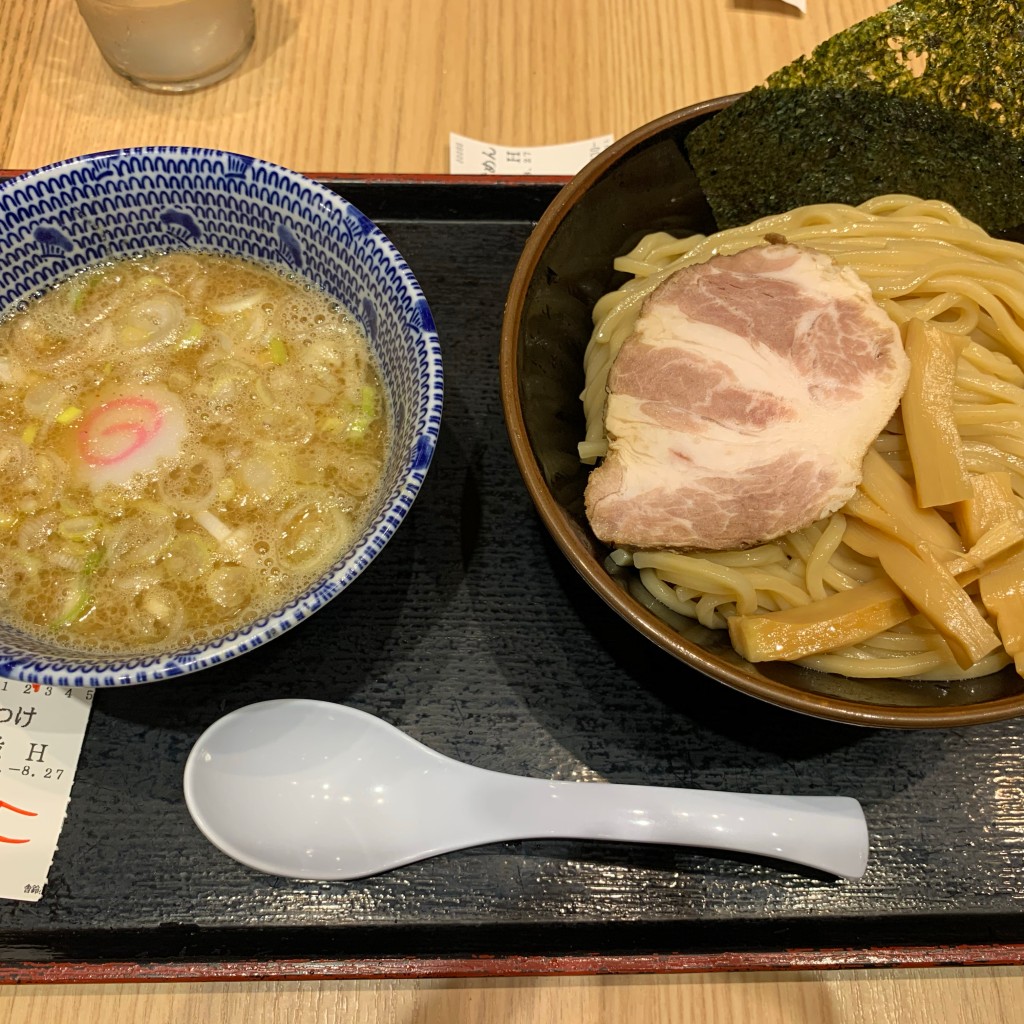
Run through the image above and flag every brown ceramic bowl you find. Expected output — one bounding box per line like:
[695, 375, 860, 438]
[499, 96, 1024, 729]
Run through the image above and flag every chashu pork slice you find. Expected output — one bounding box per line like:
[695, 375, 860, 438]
[584, 242, 910, 551]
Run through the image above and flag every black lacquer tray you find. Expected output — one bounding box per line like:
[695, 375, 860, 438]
[2, 179, 1024, 982]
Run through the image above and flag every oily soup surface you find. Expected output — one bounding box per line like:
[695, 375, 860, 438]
[0, 253, 388, 657]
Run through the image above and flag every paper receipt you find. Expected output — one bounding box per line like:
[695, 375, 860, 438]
[0, 682, 94, 902]
[449, 133, 614, 176]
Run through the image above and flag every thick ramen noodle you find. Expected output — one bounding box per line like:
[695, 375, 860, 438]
[0, 253, 388, 656]
[581, 195, 1024, 680]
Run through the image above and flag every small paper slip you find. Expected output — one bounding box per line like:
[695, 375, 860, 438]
[781, 0, 807, 11]
[0, 682, 94, 902]
[449, 133, 614, 176]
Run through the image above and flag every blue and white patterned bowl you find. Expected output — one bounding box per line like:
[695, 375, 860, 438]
[0, 146, 443, 686]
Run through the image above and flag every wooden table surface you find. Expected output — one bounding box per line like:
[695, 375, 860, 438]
[2, 1, 1023, 1021]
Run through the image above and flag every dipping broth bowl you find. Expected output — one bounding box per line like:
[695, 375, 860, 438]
[499, 97, 1024, 729]
[0, 146, 442, 686]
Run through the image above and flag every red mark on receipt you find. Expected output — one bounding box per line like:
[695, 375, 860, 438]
[0, 798, 37, 843]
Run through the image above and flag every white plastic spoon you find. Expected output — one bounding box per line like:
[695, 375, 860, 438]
[183, 698, 869, 881]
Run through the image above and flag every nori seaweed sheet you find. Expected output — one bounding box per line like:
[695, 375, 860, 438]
[686, 0, 1024, 232]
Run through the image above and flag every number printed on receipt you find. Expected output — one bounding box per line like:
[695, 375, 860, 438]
[0, 682, 94, 901]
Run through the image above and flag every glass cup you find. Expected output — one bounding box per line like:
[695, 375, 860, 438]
[76, 0, 256, 93]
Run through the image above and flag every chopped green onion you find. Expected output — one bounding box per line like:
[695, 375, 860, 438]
[21, 424, 37, 445]
[209, 291, 266, 315]
[119, 323, 150, 346]
[165, 533, 212, 577]
[345, 386, 379, 437]
[55, 405, 82, 425]
[180, 317, 204, 344]
[268, 336, 288, 365]
[50, 546, 103, 629]
[68, 272, 100, 312]
[83, 546, 104, 575]
[57, 516, 102, 542]
[51, 589, 92, 630]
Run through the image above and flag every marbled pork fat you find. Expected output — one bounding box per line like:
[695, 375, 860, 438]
[584, 243, 910, 551]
